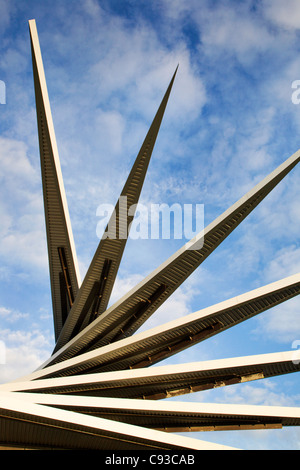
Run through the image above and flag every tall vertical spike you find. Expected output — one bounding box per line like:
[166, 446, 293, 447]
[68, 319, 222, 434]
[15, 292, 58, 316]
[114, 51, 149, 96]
[29, 20, 81, 340]
[56, 67, 178, 344]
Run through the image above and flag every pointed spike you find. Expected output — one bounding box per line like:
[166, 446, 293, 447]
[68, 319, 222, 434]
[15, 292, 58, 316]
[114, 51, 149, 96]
[5, 351, 300, 397]
[29, 20, 81, 340]
[1, 393, 299, 433]
[55, 68, 177, 347]
[0, 393, 224, 450]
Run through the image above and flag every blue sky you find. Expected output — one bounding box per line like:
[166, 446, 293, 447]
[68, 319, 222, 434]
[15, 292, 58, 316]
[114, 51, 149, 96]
[0, 0, 300, 450]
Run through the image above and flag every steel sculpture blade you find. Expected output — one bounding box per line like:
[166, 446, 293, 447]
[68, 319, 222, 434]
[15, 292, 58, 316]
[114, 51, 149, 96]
[0, 393, 235, 450]
[1, 392, 300, 434]
[2, 351, 299, 399]
[29, 20, 81, 340]
[56, 67, 178, 344]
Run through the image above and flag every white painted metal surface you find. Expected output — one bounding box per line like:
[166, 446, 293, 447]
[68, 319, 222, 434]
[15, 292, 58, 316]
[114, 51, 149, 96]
[2, 351, 299, 399]
[1, 392, 300, 432]
[0, 393, 235, 450]
[29, 20, 81, 340]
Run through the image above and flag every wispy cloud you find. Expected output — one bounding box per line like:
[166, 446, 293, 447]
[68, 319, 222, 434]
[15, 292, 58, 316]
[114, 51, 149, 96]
[262, 0, 300, 30]
[0, 327, 52, 383]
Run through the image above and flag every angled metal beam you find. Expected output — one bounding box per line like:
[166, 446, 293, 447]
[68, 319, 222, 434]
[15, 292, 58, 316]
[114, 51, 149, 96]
[3, 351, 300, 399]
[152, 401, 300, 432]
[54, 148, 300, 354]
[0, 393, 235, 450]
[3, 393, 299, 433]
[29, 20, 81, 340]
[17, 272, 300, 377]
[56, 68, 178, 345]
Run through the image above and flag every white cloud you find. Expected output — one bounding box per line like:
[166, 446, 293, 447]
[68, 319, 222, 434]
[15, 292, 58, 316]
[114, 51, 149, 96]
[159, 0, 273, 67]
[262, 0, 300, 30]
[0, 137, 37, 181]
[82, 0, 102, 18]
[219, 379, 299, 407]
[0, 0, 12, 33]
[109, 273, 145, 307]
[0, 47, 27, 74]
[141, 285, 192, 331]
[0, 328, 52, 383]
[0, 229, 47, 270]
[93, 109, 125, 156]
[202, 10, 270, 55]
[159, 0, 192, 21]
[0, 306, 28, 323]
[47, 4, 205, 130]
[0, 137, 48, 272]
[252, 295, 300, 344]
[264, 245, 300, 282]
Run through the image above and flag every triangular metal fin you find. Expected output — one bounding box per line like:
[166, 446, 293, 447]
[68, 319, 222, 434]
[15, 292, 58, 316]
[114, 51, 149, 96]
[29, 20, 81, 340]
[55, 67, 178, 346]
